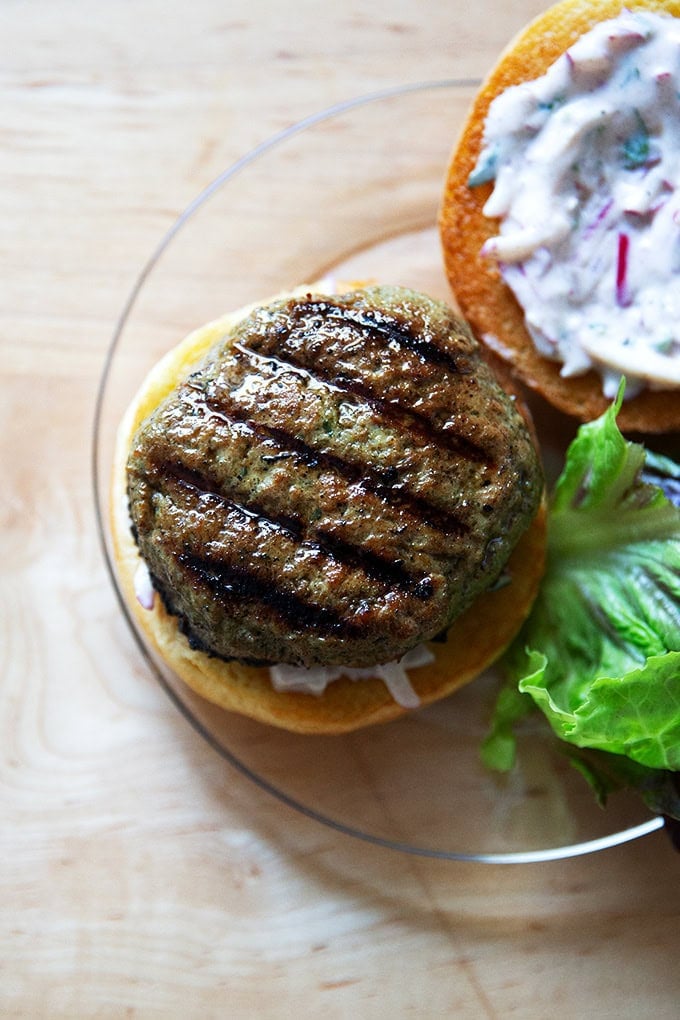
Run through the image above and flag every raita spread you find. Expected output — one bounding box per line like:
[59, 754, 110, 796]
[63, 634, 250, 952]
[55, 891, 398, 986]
[269, 644, 433, 708]
[470, 10, 680, 397]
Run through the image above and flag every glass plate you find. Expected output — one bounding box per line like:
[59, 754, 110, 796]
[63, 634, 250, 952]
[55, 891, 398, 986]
[93, 80, 664, 862]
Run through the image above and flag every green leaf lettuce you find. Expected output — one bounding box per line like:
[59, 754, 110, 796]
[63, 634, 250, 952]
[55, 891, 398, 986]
[484, 391, 680, 778]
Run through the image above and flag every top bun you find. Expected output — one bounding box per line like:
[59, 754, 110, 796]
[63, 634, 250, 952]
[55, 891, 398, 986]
[439, 0, 680, 433]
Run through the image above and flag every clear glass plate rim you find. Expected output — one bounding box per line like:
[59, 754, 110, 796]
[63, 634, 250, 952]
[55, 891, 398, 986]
[91, 79, 665, 864]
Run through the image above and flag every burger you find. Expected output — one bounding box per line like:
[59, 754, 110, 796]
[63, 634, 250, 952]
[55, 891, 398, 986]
[111, 283, 546, 733]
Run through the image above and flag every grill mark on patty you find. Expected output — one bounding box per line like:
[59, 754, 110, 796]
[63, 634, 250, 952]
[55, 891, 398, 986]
[229, 343, 492, 465]
[176, 550, 365, 640]
[286, 298, 472, 375]
[184, 383, 471, 537]
[155, 459, 436, 595]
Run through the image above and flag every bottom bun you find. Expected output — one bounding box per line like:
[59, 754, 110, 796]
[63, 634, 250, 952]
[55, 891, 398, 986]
[111, 287, 547, 735]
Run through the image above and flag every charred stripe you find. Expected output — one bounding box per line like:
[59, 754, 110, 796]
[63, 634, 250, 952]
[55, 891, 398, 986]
[184, 384, 470, 536]
[176, 551, 365, 639]
[287, 298, 473, 375]
[155, 459, 436, 596]
[227, 345, 492, 464]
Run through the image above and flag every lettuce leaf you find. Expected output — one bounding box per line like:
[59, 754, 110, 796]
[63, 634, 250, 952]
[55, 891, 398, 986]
[484, 391, 680, 795]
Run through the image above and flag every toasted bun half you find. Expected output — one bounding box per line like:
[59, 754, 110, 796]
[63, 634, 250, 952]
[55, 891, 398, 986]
[111, 287, 547, 735]
[439, 0, 680, 434]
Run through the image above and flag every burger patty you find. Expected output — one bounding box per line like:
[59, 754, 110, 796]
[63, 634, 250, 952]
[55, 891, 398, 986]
[126, 285, 543, 667]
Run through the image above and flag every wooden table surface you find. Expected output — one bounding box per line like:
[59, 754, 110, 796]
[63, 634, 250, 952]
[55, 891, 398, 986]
[3, 1, 679, 1016]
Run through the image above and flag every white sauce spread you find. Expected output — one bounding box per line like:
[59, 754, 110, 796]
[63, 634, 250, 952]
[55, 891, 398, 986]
[269, 644, 434, 709]
[134, 559, 156, 610]
[471, 10, 680, 397]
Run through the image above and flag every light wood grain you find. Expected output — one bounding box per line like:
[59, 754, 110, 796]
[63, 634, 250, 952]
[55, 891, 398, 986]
[2, 2, 679, 1017]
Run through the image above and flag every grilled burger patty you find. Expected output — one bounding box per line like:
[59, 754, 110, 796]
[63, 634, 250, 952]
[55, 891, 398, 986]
[126, 285, 543, 668]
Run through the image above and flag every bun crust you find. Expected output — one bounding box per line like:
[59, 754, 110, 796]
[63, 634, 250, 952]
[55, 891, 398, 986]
[111, 289, 547, 734]
[439, 0, 680, 434]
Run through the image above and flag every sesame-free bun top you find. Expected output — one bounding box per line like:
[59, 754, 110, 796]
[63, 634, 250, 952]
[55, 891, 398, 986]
[111, 286, 547, 735]
[439, 0, 680, 434]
